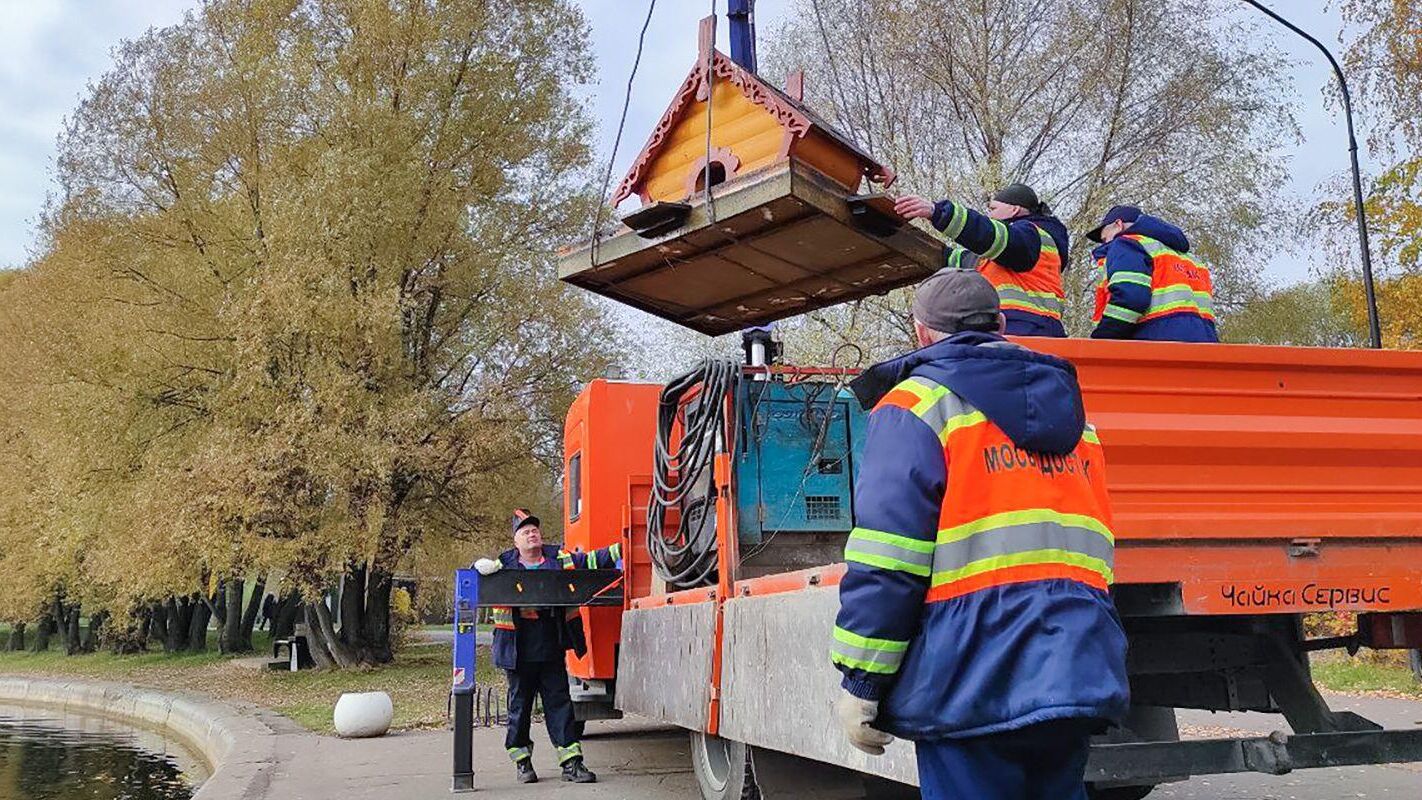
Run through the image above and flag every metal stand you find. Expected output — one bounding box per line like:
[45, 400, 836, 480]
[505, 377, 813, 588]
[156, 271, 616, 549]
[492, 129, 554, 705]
[452, 692, 474, 792]
[452, 569, 479, 793]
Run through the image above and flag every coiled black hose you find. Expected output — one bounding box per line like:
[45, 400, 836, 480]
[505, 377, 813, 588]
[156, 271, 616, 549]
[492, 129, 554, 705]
[647, 359, 740, 588]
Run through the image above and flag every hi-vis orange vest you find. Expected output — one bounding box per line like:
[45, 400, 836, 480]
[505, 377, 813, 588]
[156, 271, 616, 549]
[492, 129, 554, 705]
[870, 377, 1115, 604]
[1092, 233, 1215, 327]
[978, 224, 1066, 323]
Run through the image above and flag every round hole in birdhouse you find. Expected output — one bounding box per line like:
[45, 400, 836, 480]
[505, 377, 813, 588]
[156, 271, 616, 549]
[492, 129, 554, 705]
[684, 146, 740, 198]
[696, 162, 727, 192]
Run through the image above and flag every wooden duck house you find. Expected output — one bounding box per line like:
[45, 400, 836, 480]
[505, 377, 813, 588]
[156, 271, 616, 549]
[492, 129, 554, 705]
[559, 17, 944, 336]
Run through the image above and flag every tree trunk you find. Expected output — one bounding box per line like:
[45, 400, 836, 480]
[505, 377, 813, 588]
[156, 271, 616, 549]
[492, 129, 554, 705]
[81, 610, 107, 653]
[272, 591, 301, 640]
[303, 603, 336, 670]
[363, 565, 394, 664]
[240, 575, 266, 648]
[310, 598, 359, 668]
[339, 563, 366, 653]
[150, 602, 169, 646]
[30, 614, 53, 652]
[50, 594, 65, 643]
[164, 597, 192, 653]
[5, 622, 24, 651]
[64, 605, 82, 655]
[220, 578, 246, 654]
[107, 609, 148, 655]
[207, 580, 227, 627]
[187, 593, 211, 652]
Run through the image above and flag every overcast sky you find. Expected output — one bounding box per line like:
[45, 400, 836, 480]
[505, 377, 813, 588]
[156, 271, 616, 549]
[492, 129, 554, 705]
[0, 1, 1376, 285]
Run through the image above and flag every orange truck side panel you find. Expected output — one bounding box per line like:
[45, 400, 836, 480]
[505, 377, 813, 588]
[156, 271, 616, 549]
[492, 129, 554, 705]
[1028, 338, 1422, 544]
[562, 380, 660, 681]
[1032, 338, 1422, 615]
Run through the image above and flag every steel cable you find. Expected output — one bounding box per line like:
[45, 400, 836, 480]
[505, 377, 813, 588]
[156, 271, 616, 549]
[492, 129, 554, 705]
[590, 0, 658, 264]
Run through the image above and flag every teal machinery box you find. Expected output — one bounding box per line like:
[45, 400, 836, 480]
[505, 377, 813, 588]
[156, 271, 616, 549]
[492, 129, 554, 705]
[735, 379, 869, 545]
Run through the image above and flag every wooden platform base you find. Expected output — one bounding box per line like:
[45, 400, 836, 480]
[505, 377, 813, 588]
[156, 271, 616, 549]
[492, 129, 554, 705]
[560, 161, 945, 336]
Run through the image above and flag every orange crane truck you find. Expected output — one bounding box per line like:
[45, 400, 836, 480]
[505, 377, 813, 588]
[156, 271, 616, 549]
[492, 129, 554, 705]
[451, 10, 1422, 797]
[549, 338, 1422, 800]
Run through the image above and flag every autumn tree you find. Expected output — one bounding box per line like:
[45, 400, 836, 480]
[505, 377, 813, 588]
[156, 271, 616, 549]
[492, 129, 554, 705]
[1220, 280, 1362, 347]
[754, 0, 1296, 354]
[0, 0, 618, 664]
[1320, 0, 1422, 347]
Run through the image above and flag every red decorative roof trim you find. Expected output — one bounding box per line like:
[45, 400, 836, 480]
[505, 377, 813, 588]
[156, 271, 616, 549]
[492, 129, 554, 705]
[611, 50, 877, 206]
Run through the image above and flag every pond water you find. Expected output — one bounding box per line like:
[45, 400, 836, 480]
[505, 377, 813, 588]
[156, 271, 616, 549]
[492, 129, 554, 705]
[0, 703, 208, 800]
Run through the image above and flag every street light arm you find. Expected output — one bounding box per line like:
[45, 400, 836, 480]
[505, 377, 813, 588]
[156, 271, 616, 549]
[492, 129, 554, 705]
[1240, 0, 1357, 149]
[1240, 0, 1382, 348]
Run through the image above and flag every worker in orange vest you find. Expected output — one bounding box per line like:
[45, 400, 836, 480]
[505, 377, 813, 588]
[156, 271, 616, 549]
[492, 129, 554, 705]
[830, 270, 1128, 799]
[473, 509, 622, 785]
[1087, 205, 1218, 342]
[895, 184, 1070, 337]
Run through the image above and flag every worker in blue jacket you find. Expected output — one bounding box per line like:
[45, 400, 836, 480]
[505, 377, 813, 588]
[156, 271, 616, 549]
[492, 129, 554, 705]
[830, 269, 1129, 799]
[1087, 205, 1218, 342]
[473, 509, 623, 785]
[896, 183, 1070, 337]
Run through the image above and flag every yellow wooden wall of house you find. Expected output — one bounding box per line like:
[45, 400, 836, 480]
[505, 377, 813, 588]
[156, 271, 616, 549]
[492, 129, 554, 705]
[788, 131, 867, 193]
[640, 80, 785, 203]
[638, 76, 871, 204]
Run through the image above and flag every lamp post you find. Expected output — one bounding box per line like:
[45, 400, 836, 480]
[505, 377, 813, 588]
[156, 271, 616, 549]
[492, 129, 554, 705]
[1240, 0, 1381, 348]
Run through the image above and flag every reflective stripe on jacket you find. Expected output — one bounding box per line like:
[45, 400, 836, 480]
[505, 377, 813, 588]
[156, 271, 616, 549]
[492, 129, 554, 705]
[979, 225, 1066, 323]
[1094, 235, 1214, 325]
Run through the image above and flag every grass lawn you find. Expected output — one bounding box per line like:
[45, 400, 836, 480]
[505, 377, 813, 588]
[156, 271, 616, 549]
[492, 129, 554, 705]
[0, 629, 500, 734]
[416, 622, 492, 634]
[1311, 652, 1422, 699]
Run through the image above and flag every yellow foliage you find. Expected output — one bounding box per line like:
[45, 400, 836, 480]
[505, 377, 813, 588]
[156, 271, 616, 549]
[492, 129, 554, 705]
[0, 0, 619, 637]
[391, 587, 415, 625]
[1334, 272, 1422, 350]
[1338, 1, 1422, 281]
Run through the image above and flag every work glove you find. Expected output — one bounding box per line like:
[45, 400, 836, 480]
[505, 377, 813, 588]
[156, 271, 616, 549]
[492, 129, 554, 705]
[835, 691, 894, 756]
[473, 558, 501, 576]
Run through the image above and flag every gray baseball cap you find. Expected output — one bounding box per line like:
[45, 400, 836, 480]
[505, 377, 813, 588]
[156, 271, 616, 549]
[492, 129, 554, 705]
[911, 268, 1000, 333]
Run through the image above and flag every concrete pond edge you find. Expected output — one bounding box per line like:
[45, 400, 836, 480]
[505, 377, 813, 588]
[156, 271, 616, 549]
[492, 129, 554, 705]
[0, 676, 277, 798]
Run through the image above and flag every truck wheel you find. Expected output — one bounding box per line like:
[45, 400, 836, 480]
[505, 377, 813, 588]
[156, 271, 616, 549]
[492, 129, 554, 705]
[690, 731, 759, 800]
[1087, 786, 1156, 800]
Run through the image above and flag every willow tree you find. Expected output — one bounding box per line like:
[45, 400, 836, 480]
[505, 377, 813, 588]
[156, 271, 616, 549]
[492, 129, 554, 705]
[0, 229, 143, 653]
[755, 0, 1296, 353]
[20, 0, 617, 665]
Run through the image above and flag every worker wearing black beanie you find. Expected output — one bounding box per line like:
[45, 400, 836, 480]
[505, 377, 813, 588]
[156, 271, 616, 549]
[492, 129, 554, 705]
[894, 184, 1070, 338]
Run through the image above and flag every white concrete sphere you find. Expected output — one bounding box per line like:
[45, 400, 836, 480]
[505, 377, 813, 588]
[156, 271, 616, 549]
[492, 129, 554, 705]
[333, 691, 393, 738]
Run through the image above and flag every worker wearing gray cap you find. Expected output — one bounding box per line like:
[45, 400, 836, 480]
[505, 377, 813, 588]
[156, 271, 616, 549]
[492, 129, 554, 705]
[895, 183, 1071, 337]
[831, 270, 1128, 799]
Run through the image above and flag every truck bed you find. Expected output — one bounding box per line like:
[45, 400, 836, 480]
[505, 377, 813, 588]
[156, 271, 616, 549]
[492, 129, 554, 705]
[1029, 338, 1422, 615]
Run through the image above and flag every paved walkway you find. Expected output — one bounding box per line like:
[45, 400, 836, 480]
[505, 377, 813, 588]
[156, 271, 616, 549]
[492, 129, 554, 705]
[246, 691, 1422, 799]
[255, 715, 697, 799]
[412, 628, 489, 646]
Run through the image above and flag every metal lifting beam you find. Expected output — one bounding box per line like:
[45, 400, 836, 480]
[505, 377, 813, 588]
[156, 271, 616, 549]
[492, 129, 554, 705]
[727, 0, 756, 72]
